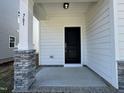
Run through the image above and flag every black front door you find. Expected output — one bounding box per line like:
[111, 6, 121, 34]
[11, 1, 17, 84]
[65, 27, 81, 64]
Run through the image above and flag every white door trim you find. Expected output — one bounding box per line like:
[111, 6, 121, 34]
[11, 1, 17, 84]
[64, 26, 83, 67]
[64, 64, 82, 67]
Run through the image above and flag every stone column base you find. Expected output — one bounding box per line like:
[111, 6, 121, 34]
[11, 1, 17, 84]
[118, 61, 124, 93]
[13, 49, 36, 91]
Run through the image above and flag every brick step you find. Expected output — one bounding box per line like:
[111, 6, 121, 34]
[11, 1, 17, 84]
[28, 86, 117, 93]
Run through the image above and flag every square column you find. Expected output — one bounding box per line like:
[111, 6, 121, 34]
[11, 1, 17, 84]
[18, 0, 34, 50]
[13, 0, 36, 92]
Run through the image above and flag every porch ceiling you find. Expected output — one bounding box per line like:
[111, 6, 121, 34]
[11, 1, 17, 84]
[34, 2, 96, 19]
[41, 2, 93, 17]
[33, 0, 98, 19]
[34, 0, 98, 3]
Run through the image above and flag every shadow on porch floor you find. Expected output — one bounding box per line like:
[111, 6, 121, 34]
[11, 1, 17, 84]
[30, 66, 117, 93]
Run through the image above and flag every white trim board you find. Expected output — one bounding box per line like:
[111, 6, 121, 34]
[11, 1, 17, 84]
[63, 26, 84, 67]
[64, 64, 82, 67]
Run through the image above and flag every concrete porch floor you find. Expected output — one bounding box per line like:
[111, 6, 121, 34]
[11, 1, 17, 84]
[29, 66, 117, 93]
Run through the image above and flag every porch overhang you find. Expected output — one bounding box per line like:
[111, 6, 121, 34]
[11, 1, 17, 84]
[13, 0, 123, 92]
[34, 0, 98, 3]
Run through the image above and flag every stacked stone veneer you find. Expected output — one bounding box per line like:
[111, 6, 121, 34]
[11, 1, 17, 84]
[13, 49, 36, 91]
[118, 61, 124, 93]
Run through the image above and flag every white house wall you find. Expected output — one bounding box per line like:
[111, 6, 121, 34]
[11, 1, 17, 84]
[40, 16, 86, 65]
[117, 0, 124, 60]
[0, 0, 19, 60]
[85, 0, 118, 88]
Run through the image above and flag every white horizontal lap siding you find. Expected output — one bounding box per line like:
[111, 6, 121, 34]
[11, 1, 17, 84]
[40, 21, 64, 65]
[0, 0, 19, 60]
[117, 0, 124, 60]
[85, 0, 118, 88]
[40, 17, 85, 65]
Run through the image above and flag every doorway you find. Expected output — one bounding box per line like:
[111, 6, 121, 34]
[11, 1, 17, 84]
[65, 27, 81, 65]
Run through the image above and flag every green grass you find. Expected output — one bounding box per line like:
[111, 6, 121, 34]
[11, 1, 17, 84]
[0, 62, 14, 93]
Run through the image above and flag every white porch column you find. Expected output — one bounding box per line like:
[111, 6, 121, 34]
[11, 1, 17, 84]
[18, 0, 34, 50]
[13, 0, 36, 92]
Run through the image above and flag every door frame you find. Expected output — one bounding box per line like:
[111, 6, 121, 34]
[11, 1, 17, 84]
[63, 26, 83, 67]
